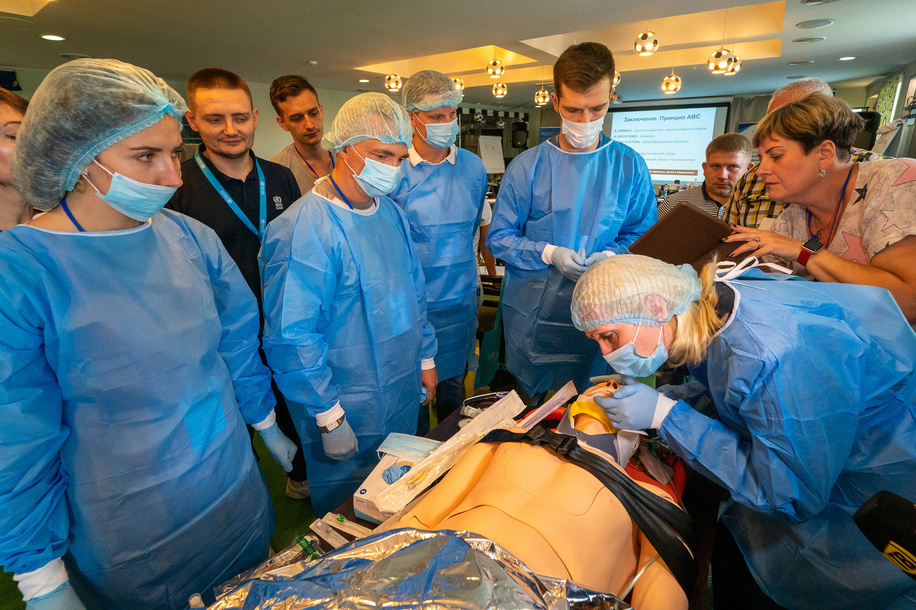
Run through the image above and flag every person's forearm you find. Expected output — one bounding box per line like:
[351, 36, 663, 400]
[479, 223, 497, 275]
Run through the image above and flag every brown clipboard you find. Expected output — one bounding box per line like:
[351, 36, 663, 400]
[629, 202, 746, 272]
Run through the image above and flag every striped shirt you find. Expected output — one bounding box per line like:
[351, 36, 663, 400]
[658, 183, 725, 219]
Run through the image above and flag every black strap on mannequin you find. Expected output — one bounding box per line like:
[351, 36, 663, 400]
[480, 426, 698, 593]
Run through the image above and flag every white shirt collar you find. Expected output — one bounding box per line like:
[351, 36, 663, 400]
[408, 144, 457, 167]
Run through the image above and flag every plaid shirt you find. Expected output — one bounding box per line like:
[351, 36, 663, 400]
[723, 147, 885, 228]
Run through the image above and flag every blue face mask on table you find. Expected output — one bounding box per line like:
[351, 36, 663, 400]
[347, 148, 400, 197]
[417, 117, 459, 150]
[85, 159, 177, 221]
[603, 325, 668, 378]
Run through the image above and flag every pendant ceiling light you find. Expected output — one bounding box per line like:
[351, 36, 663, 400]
[492, 82, 508, 98]
[634, 31, 659, 56]
[707, 48, 736, 74]
[534, 87, 550, 106]
[724, 55, 742, 75]
[613, 70, 621, 87]
[384, 74, 402, 92]
[487, 59, 504, 78]
[452, 77, 464, 91]
[661, 71, 681, 94]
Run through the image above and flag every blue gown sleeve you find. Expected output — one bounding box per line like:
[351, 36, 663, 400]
[604, 155, 658, 254]
[0, 249, 70, 574]
[659, 340, 860, 523]
[260, 208, 341, 418]
[186, 222, 276, 425]
[486, 157, 550, 270]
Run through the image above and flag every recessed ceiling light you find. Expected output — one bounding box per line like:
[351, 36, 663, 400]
[838, 56, 856, 61]
[789, 60, 815, 65]
[793, 37, 826, 43]
[796, 19, 834, 29]
[41, 34, 65, 41]
[358, 79, 369, 83]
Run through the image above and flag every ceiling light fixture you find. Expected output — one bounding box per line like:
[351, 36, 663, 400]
[707, 9, 737, 74]
[41, 34, 65, 41]
[662, 51, 681, 94]
[493, 82, 508, 98]
[796, 19, 834, 29]
[708, 48, 736, 74]
[661, 72, 681, 94]
[634, 31, 659, 56]
[613, 70, 621, 87]
[724, 56, 742, 75]
[358, 79, 370, 83]
[384, 74, 402, 92]
[534, 86, 550, 106]
[487, 59, 504, 78]
[838, 56, 856, 61]
[453, 77, 464, 91]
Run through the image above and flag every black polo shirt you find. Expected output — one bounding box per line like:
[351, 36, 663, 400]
[167, 144, 301, 309]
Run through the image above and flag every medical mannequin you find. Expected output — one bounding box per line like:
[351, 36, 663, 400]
[387, 382, 687, 610]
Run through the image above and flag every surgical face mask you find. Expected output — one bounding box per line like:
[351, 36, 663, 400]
[84, 160, 178, 222]
[346, 148, 400, 198]
[561, 116, 604, 149]
[603, 325, 668, 378]
[416, 116, 459, 150]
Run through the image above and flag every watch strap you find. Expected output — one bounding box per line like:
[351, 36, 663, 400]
[319, 415, 346, 434]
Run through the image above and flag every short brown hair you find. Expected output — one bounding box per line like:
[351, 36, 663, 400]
[186, 68, 252, 111]
[706, 133, 752, 160]
[269, 75, 318, 116]
[0, 88, 28, 116]
[753, 93, 864, 161]
[553, 42, 615, 97]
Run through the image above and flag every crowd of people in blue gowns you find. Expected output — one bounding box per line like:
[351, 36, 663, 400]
[0, 40, 914, 610]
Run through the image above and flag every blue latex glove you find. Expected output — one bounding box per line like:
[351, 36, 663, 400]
[550, 246, 588, 281]
[25, 581, 86, 610]
[258, 423, 298, 472]
[321, 419, 358, 461]
[594, 381, 676, 431]
[583, 251, 612, 266]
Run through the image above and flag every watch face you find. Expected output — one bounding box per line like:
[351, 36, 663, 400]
[803, 237, 824, 252]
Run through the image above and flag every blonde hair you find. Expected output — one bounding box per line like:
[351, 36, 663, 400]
[667, 261, 726, 367]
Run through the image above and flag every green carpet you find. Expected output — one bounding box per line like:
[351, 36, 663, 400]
[0, 438, 314, 610]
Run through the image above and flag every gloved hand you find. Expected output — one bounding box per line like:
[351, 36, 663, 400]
[321, 419, 358, 461]
[257, 423, 298, 472]
[594, 381, 676, 431]
[583, 251, 613, 266]
[25, 581, 86, 610]
[551, 246, 588, 281]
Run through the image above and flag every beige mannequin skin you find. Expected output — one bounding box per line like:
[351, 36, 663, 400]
[386, 383, 688, 610]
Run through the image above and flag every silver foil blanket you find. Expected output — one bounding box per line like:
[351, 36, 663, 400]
[207, 528, 630, 609]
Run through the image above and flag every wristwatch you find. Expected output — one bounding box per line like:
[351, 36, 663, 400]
[797, 237, 824, 267]
[319, 415, 346, 434]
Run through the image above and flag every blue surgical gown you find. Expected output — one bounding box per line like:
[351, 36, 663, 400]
[390, 147, 487, 380]
[660, 275, 916, 609]
[0, 211, 275, 609]
[260, 191, 437, 515]
[486, 135, 657, 395]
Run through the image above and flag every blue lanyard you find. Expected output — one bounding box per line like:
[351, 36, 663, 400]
[60, 198, 85, 232]
[294, 145, 334, 178]
[195, 152, 266, 239]
[327, 174, 355, 210]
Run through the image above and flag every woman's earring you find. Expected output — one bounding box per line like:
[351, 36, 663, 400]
[818, 169, 827, 177]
